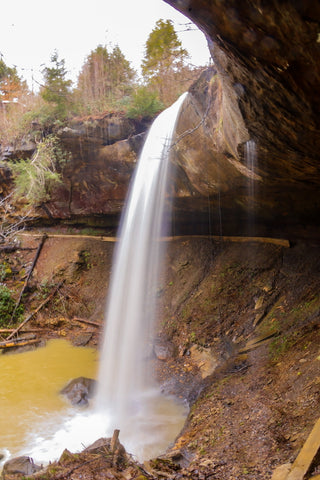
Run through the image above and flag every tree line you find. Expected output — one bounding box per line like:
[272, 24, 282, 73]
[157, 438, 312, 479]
[0, 19, 205, 144]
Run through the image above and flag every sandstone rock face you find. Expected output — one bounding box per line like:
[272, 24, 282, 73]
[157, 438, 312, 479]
[0, 114, 148, 227]
[45, 116, 147, 221]
[165, 0, 320, 240]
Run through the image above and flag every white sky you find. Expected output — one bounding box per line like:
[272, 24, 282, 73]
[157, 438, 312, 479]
[0, 0, 210, 90]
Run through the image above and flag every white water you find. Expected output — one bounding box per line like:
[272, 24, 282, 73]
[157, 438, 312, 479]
[94, 92, 188, 450]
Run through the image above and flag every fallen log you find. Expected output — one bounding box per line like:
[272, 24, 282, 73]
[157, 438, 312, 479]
[0, 338, 41, 350]
[286, 418, 320, 480]
[271, 418, 320, 480]
[73, 317, 101, 328]
[0, 328, 51, 334]
[19, 232, 291, 247]
[7, 280, 64, 340]
[0, 334, 36, 344]
[0, 245, 37, 253]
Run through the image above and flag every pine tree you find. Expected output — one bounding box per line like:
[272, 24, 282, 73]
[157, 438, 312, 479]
[41, 50, 72, 119]
[141, 19, 189, 106]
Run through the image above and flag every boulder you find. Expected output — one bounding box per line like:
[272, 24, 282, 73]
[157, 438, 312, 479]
[60, 376, 97, 406]
[189, 345, 219, 379]
[154, 343, 174, 360]
[1, 456, 41, 479]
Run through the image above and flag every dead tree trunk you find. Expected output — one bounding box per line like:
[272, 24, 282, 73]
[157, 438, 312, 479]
[9, 233, 47, 324]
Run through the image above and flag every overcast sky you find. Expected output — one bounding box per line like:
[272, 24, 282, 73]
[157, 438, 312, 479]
[0, 0, 210, 90]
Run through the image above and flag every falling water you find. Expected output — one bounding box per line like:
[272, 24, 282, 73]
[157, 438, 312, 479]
[245, 140, 257, 197]
[94, 93, 188, 452]
[244, 139, 257, 235]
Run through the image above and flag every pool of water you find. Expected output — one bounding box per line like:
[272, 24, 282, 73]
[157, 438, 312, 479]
[0, 339, 187, 467]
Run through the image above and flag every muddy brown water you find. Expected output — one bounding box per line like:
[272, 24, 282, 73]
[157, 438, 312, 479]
[0, 339, 187, 467]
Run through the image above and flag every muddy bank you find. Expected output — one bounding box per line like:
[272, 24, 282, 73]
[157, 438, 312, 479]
[0, 233, 319, 479]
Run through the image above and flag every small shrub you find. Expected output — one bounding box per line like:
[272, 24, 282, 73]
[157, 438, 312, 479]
[0, 263, 11, 281]
[126, 86, 164, 119]
[21, 103, 67, 139]
[76, 250, 92, 270]
[9, 134, 70, 206]
[0, 284, 23, 326]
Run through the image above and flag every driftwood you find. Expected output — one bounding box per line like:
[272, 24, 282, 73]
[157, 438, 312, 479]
[73, 317, 101, 328]
[7, 280, 64, 340]
[9, 233, 47, 323]
[110, 429, 127, 467]
[286, 417, 320, 480]
[0, 335, 42, 349]
[111, 429, 120, 454]
[0, 245, 37, 253]
[0, 328, 50, 333]
[271, 417, 320, 480]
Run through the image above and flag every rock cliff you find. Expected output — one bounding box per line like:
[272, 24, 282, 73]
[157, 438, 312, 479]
[0, 114, 148, 228]
[165, 0, 320, 240]
[49, 115, 147, 221]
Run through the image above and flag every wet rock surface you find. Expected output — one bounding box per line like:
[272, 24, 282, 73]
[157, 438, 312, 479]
[60, 376, 97, 406]
[2, 456, 42, 480]
[46, 117, 147, 221]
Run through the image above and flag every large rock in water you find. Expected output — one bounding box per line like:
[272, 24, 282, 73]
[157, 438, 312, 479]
[60, 376, 97, 406]
[165, 0, 320, 240]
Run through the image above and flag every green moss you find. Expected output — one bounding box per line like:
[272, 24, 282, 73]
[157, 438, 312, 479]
[269, 334, 297, 362]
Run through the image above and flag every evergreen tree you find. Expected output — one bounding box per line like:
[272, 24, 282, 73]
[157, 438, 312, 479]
[141, 19, 189, 106]
[41, 50, 72, 118]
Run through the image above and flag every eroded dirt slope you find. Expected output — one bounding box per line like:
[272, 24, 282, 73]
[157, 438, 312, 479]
[0, 233, 319, 479]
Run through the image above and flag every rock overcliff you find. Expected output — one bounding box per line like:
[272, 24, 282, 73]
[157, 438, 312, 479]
[165, 0, 320, 240]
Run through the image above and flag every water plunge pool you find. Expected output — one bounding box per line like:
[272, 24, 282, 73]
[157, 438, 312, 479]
[0, 339, 187, 467]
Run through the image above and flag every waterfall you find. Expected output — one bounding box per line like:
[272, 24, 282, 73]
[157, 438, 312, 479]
[244, 139, 257, 235]
[94, 93, 188, 446]
[245, 139, 257, 202]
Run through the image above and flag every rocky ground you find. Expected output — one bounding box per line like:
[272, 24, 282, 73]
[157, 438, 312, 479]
[0, 230, 319, 479]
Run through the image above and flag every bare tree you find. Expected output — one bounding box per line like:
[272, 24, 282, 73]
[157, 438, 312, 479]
[0, 193, 31, 246]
